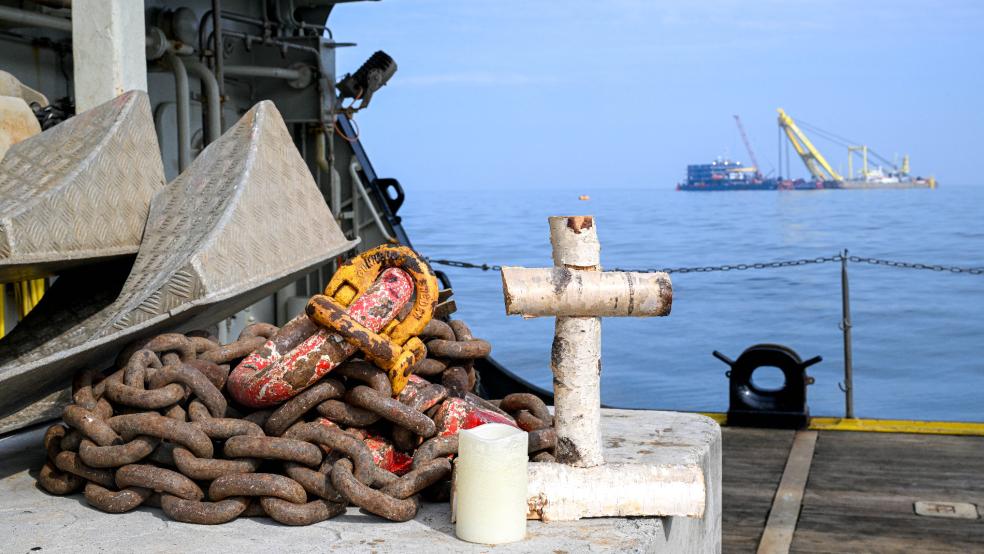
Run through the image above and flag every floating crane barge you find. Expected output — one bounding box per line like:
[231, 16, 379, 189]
[678, 110, 936, 191]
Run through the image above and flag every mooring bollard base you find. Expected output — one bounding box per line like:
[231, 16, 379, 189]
[0, 409, 721, 553]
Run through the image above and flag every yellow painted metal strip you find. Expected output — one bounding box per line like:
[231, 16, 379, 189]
[699, 412, 728, 424]
[808, 417, 984, 436]
[698, 412, 984, 437]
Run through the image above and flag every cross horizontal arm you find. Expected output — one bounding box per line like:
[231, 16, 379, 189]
[527, 461, 705, 521]
[501, 267, 672, 318]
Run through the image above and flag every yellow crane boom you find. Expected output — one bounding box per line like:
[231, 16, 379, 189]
[777, 108, 843, 182]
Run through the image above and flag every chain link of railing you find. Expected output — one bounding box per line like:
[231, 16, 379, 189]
[426, 254, 984, 275]
[846, 256, 984, 274]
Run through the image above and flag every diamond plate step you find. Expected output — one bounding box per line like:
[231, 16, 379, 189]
[0, 90, 164, 283]
[0, 100, 358, 420]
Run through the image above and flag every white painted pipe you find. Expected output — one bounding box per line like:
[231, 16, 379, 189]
[164, 52, 191, 172]
[315, 131, 341, 219]
[349, 160, 396, 243]
[224, 65, 303, 81]
[0, 6, 71, 32]
[182, 58, 221, 143]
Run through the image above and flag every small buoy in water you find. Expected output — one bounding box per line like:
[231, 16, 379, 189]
[578, 195, 590, 201]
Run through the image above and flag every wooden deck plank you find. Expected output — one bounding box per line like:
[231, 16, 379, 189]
[722, 427, 795, 553]
[791, 430, 984, 554]
[721, 427, 984, 554]
[757, 431, 817, 554]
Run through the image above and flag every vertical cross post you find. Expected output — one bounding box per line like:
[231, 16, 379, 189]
[502, 216, 703, 521]
[548, 216, 604, 466]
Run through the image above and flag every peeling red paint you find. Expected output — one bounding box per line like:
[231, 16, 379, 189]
[228, 268, 414, 408]
[362, 433, 414, 475]
[434, 397, 517, 437]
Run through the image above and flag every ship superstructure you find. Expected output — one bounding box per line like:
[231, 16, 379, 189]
[678, 159, 775, 191]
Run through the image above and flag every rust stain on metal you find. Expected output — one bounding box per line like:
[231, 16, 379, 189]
[115, 463, 205, 501]
[500, 393, 552, 426]
[83, 482, 153, 513]
[347, 385, 437, 438]
[161, 495, 250, 525]
[331, 458, 419, 522]
[565, 215, 594, 234]
[528, 428, 558, 453]
[33, 287, 556, 528]
[108, 413, 213, 458]
[223, 436, 323, 467]
[260, 497, 346, 526]
[527, 492, 548, 519]
[209, 473, 307, 504]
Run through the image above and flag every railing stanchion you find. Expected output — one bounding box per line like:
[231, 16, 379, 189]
[841, 249, 855, 419]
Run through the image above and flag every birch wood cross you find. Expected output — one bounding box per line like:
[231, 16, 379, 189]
[501, 216, 705, 521]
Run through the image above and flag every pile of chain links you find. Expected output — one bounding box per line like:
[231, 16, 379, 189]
[37, 319, 556, 525]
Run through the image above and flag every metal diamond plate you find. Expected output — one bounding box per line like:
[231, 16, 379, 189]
[0, 101, 357, 420]
[0, 90, 164, 283]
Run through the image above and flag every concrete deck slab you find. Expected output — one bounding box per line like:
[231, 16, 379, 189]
[0, 409, 721, 553]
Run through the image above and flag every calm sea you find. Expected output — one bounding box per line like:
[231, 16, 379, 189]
[401, 184, 984, 422]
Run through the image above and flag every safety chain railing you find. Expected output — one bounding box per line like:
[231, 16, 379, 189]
[428, 251, 982, 419]
[427, 254, 984, 275]
[426, 258, 503, 272]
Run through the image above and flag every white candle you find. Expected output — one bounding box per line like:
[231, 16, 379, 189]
[453, 423, 529, 544]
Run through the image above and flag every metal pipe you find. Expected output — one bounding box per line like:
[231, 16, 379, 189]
[152, 101, 174, 157]
[315, 131, 341, 218]
[219, 30, 320, 55]
[210, 0, 225, 125]
[164, 52, 191, 172]
[0, 5, 71, 32]
[349, 160, 396, 243]
[840, 249, 855, 419]
[182, 58, 221, 144]
[34, 0, 72, 8]
[224, 65, 303, 81]
[197, 9, 305, 53]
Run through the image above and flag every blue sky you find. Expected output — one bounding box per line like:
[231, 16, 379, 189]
[330, 1, 983, 189]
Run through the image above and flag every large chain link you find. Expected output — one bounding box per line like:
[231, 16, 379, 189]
[37, 318, 555, 526]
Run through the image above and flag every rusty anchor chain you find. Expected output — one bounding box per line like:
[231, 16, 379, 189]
[35, 248, 552, 525]
[36, 312, 556, 526]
